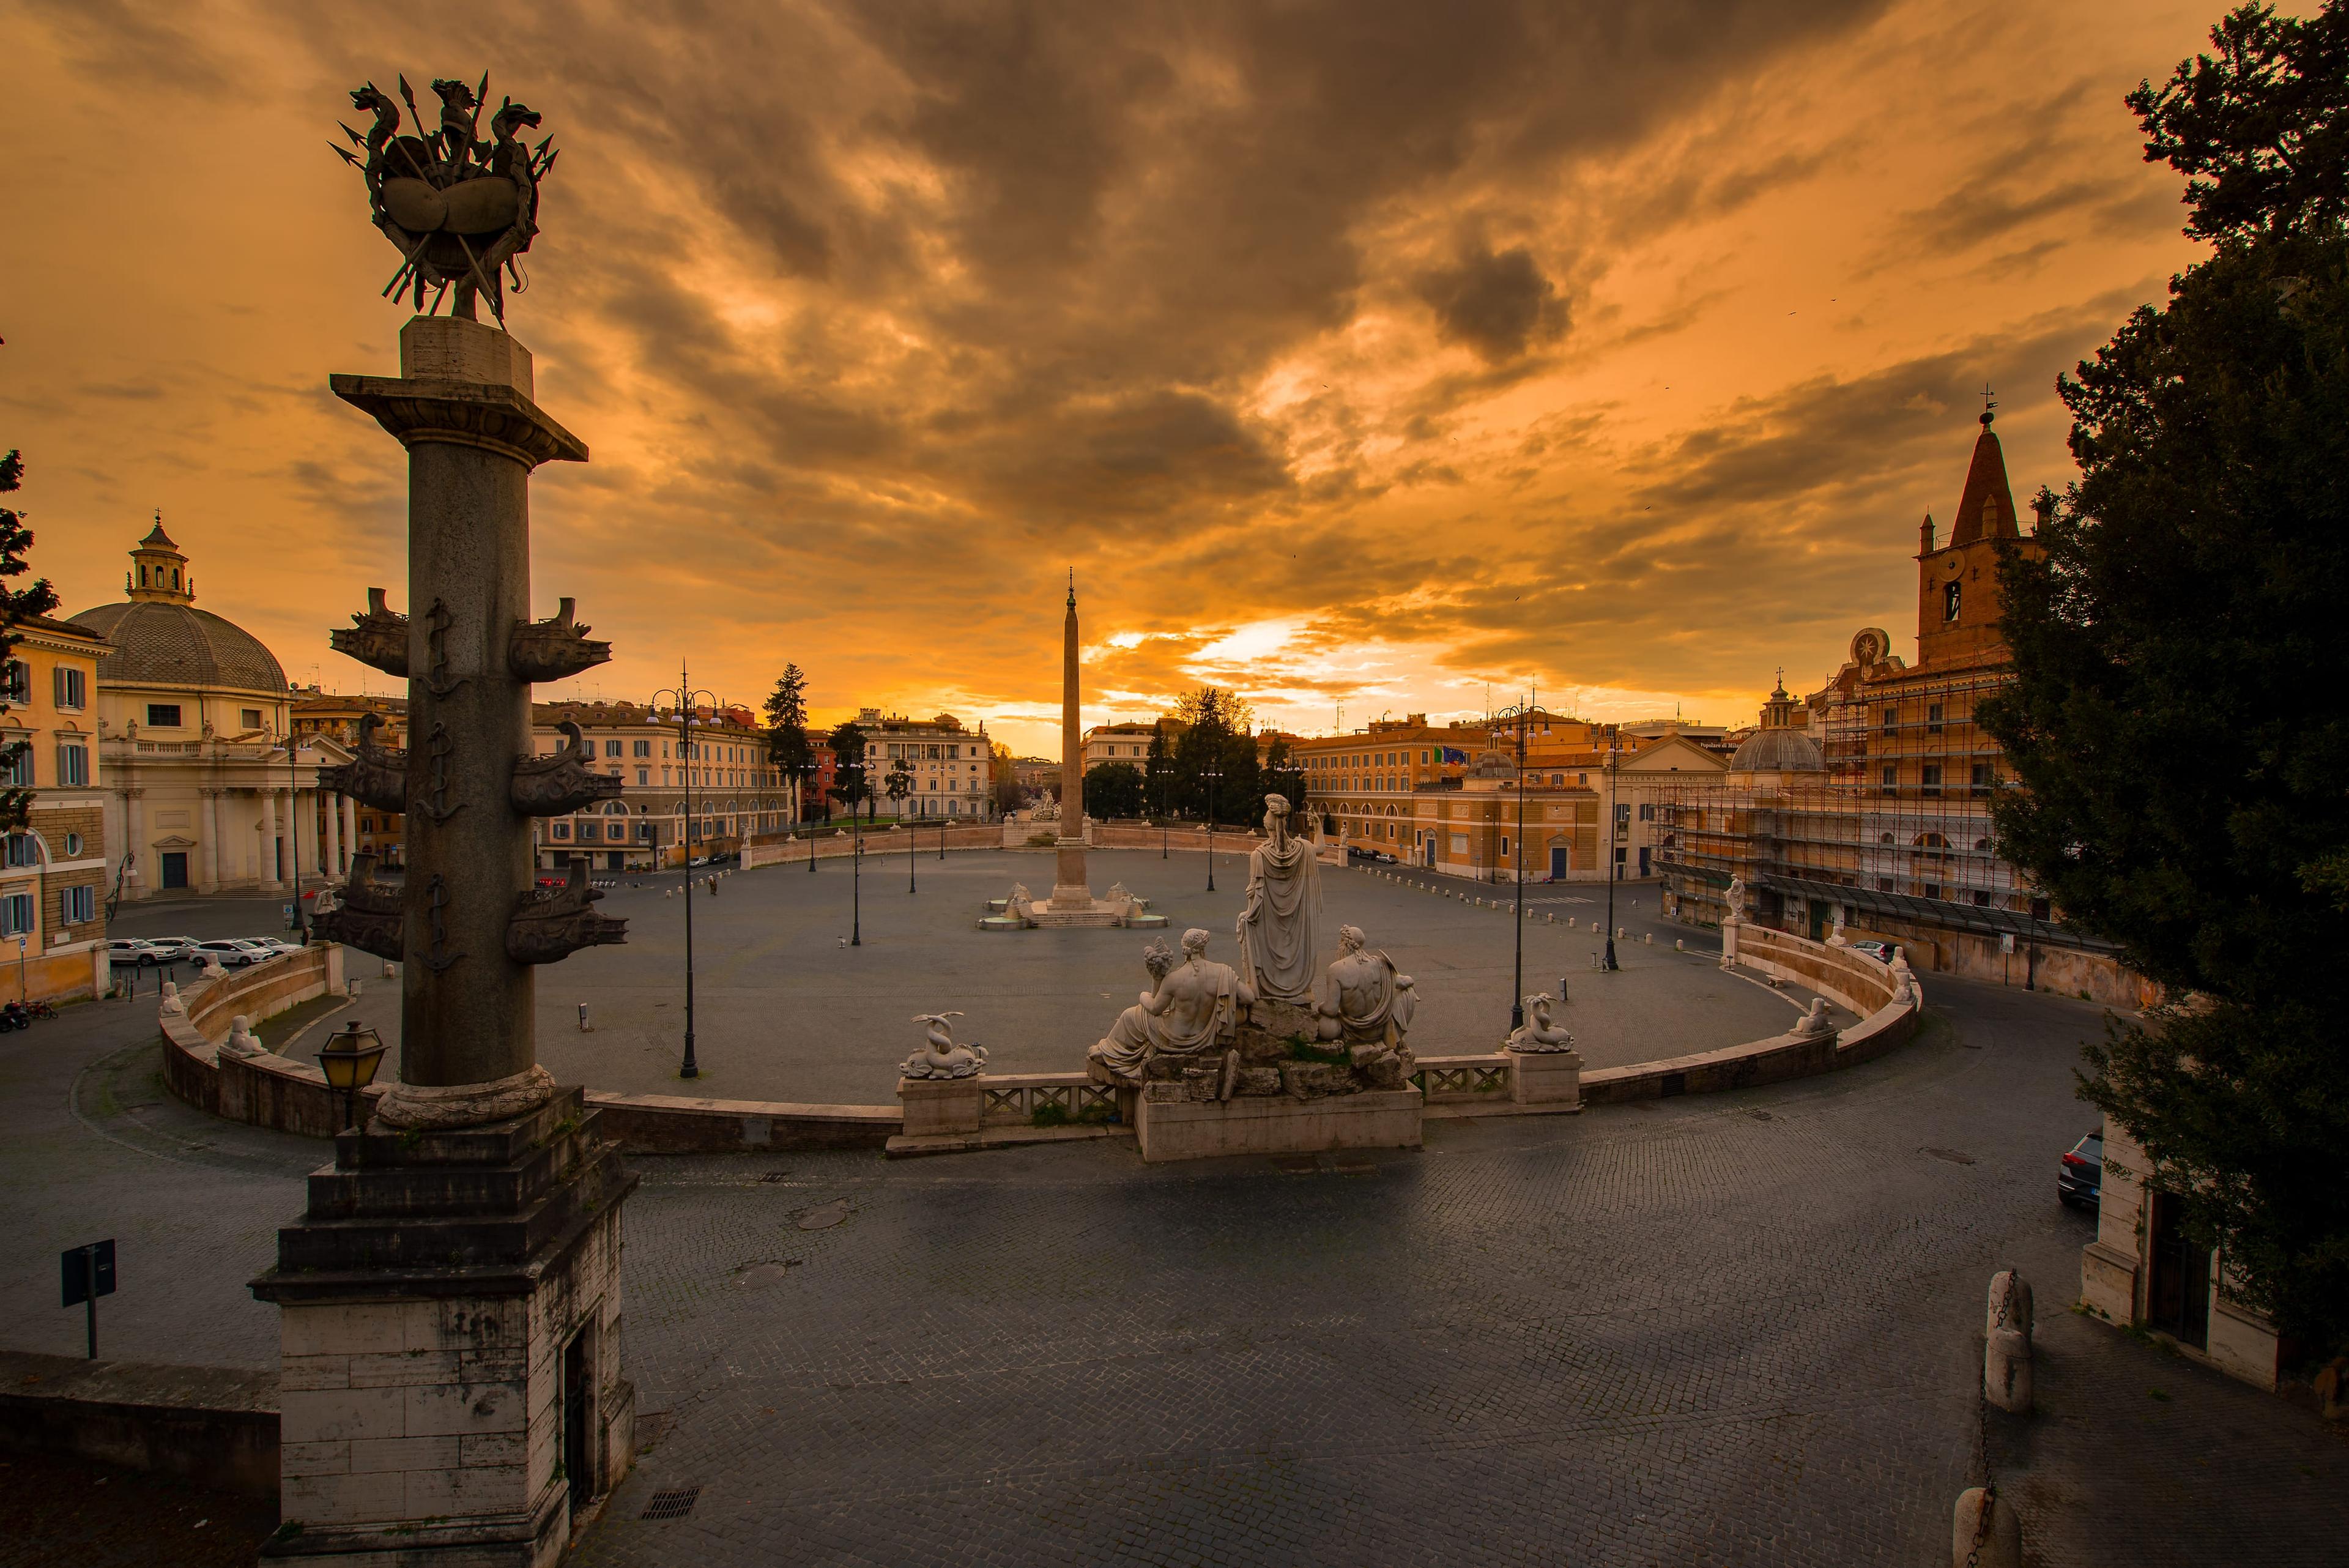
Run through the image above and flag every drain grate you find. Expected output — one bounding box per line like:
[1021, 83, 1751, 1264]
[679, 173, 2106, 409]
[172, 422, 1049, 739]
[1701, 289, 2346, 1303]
[640, 1485, 702, 1520]
[1922, 1146, 1977, 1165]
[757, 1171, 790, 1183]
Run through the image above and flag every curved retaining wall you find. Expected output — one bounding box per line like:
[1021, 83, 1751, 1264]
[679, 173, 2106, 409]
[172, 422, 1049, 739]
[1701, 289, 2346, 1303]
[159, 945, 904, 1150]
[165, 929, 1922, 1152]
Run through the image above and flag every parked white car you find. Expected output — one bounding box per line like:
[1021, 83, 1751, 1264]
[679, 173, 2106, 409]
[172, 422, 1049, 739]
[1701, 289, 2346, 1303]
[108, 938, 170, 967]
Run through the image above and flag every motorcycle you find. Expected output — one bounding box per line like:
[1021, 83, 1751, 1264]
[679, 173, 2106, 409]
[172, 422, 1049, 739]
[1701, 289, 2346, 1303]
[0, 1001, 29, 1032]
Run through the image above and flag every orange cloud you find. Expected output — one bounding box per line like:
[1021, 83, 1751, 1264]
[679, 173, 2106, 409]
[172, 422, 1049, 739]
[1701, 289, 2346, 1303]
[4, 0, 2211, 755]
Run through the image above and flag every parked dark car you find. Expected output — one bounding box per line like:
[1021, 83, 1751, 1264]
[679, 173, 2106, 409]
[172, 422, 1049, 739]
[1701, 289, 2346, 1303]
[1346, 847, 1398, 866]
[2060, 1129, 2103, 1209]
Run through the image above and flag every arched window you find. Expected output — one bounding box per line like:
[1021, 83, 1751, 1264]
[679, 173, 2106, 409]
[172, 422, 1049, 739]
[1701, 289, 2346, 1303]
[1879, 832, 1895, 845]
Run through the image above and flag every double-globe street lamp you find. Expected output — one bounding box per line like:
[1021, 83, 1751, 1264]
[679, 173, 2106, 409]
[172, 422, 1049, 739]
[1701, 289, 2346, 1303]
[1492, 700, 1546, 1034]
[1202, 763, 1223, 893]
[653, 665, 721, 1079]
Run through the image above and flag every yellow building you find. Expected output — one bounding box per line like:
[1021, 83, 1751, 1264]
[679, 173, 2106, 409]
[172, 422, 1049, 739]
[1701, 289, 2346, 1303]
[529, 700, 789, 871]
[291, 688, 408, 873]
[0, 611, 111, 1000]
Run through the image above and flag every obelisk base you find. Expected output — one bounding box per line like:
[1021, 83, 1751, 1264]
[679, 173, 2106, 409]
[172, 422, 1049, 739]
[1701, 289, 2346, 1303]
[1047, 838, 1094, 910]
[251, 1090, 636, 1567]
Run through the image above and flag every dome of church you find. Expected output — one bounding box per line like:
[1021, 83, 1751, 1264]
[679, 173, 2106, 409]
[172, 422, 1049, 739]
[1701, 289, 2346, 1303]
[67, 518, 289, 695]
[1728, 727, 1825, 773]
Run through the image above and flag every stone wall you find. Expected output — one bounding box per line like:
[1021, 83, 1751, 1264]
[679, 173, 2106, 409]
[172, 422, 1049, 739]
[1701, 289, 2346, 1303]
[0, 1350, 279, 1498]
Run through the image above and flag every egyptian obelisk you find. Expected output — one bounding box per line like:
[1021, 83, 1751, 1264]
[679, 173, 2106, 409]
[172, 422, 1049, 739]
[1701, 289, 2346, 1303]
[1048, 573, 1094, 909]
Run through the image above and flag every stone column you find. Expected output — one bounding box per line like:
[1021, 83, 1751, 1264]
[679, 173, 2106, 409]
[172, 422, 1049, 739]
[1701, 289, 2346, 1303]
[340, 793, 357, 872]
[259, 788, 283, 891]
[122, 786, 146, 901]
[198, 787, 221, 893]
[324, 789, 343, 877]
[1049, 578, 1092, 909]
[257, 311, 634, 1568]
[332, 318, 590, 1121]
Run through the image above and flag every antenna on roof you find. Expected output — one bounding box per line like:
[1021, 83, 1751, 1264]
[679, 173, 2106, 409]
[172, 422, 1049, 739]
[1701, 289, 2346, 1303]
[1981, 382, 1996, 428]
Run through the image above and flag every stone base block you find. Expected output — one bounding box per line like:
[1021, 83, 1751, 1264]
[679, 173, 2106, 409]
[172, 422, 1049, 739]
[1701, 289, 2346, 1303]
[2080, 1238, 2138, 1323]
[1508, 1048, 1583, 1106]
[897, 1075, 983, 1137]
[1135, 1085, 1422, 1163]
[251, 1090, 636, 1567]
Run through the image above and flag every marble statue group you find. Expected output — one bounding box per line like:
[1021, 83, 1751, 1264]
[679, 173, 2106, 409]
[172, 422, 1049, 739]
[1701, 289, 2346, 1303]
[1088, 793, 1418, 1102]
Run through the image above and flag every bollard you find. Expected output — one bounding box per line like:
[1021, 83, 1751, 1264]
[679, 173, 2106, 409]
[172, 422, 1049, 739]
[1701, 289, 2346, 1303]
[382, 960, 396, 978]
[577, 1002, 592, 1033]
[347, 978, 363, 1000]
[1984, 1268, 2034, 1414]
[1950, 1488, 2022, 1567]
[1558, 978, 1569, 1003]
[1642, 931, 1652, 945]
[1674, 938, 1685, 952]
[1616, 926, 1627, 940]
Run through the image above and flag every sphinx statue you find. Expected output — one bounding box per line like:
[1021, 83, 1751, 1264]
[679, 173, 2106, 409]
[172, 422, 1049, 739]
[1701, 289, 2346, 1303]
[1088, 929, 1254, 1091]
[1235, 793, 1321, 1007]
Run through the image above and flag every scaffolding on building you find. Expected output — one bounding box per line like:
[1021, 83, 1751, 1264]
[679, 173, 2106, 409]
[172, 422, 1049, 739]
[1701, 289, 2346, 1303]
[1653, 665, 2120, 958]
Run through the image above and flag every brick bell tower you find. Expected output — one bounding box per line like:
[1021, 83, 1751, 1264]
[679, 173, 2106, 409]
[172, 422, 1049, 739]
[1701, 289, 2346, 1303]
[1913, 398, 2039, 671]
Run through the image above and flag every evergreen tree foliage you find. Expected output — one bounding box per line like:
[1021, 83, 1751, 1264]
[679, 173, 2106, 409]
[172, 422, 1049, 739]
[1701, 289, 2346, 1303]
[1980, 1, 2349, 1354]
[1086, 761, 1146, 820]
[0, 447, 61, 831]
[826, 720, 872, 819]
[762, 664, 814, 818]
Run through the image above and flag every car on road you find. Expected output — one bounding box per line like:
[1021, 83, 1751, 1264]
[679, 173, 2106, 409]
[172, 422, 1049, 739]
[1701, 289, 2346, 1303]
[1346, 847, 1398, 866]
[193, 938, 271, 969]
[2059, 1129, 2103, 1209]
[251, 937, 303, 956]
[1849, 939, 1896, 964]
[108, 938, 171, 967]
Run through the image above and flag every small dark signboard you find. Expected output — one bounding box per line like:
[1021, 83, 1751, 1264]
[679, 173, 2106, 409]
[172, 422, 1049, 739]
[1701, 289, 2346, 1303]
[61, 1239, 116, 1358]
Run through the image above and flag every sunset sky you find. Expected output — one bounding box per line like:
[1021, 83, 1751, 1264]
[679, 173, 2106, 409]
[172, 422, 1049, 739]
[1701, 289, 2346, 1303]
[4, 1, 2221, 756]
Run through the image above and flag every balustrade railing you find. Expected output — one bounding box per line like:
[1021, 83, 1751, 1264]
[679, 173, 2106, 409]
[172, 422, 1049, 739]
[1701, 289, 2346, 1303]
[979, 1072, 1119, 1127]
[1411, 1053, 1513, 1102]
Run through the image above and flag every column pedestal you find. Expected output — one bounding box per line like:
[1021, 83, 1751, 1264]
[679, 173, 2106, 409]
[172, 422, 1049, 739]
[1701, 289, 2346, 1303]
[250, 1089, 635, 1567]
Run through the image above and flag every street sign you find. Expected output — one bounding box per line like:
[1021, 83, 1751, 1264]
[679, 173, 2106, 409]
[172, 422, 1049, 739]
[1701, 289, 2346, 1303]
[61, 1238, 116, 1360]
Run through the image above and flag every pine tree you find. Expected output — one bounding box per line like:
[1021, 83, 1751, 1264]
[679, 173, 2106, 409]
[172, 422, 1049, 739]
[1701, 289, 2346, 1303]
[1980, 0, 2349, 1354]
[763, 664, 814, 824]
[0, 447, 62, 830]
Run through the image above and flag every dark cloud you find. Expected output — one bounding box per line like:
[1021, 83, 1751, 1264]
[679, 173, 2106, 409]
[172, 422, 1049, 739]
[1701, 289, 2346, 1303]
[1415, 243, 1570, 362]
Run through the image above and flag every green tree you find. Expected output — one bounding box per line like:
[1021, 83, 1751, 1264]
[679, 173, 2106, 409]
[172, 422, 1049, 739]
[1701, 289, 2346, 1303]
[990, 740, 1020, 816]
[1980, 0, 2349, 1354]
[826, 720, 872, 820]
[883, 755, 913, 820]
[1086, 760, 1146, 819]
[0, 447, 61, 830]
[763, 664, 814, 825]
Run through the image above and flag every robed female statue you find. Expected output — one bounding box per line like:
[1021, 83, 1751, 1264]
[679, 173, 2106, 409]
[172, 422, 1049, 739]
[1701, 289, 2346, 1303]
[1235, 793, 1321, 1006]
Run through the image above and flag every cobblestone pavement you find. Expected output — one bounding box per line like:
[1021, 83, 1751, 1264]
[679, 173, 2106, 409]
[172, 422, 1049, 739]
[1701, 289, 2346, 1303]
[121, 853, 1808, 1104]
[6, 968, 2342, 1564]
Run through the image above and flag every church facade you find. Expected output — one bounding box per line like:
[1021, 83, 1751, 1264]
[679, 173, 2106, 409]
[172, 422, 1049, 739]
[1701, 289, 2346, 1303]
[72, 521, 349, 903]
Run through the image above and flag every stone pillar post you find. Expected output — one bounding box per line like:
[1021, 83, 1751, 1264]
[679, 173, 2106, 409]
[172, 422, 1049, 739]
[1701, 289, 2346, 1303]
[340, 793, 357, 871]
[198, 787, 221, 893]
[324, 789, 343, 877]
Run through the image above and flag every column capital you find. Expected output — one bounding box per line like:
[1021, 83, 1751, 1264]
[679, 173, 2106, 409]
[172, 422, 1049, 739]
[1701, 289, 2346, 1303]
[330, 374, 588, 469]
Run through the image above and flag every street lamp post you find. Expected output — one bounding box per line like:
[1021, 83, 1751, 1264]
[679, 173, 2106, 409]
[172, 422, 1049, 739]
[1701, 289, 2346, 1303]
[1203, 763, 1222, 892]
[654, 666, 718, 1079]
[851, 805, 863, 945]
[1603, 740, 1622, 972]
[1494, 702, 1541, 1033]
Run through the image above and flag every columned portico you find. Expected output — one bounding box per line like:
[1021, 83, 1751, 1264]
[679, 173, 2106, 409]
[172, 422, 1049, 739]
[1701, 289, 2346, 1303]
[199, 789, 221, 893]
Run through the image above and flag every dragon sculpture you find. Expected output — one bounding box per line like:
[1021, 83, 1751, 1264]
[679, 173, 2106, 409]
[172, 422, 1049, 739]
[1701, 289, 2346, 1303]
[334, 73, 556, 322]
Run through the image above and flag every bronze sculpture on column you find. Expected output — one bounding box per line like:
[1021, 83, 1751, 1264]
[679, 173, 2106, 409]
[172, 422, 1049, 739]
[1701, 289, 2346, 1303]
[254, 75, 636, 1568]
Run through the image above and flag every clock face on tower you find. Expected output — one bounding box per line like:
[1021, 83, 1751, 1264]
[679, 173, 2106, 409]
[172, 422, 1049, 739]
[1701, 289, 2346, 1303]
[1943, 579, 1962, 622]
